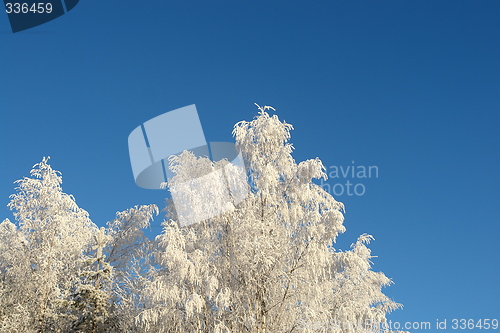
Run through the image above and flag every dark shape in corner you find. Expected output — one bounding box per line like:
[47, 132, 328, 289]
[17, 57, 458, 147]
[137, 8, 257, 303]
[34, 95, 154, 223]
[4, 0, 79, 33]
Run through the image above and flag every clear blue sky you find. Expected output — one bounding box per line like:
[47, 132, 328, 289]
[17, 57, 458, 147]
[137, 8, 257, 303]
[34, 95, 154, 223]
[1, 0, 499, 329]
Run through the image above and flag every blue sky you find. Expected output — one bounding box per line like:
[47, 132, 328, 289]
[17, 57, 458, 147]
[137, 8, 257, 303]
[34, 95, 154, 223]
[1, 0, 499, 329]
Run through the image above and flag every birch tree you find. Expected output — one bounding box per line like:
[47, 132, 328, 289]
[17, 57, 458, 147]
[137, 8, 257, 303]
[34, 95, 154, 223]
[0, 159, 158, 333]
[138, 105, 405, 332]
[2, 157, 97, 332]
[104, 204, 159, 332]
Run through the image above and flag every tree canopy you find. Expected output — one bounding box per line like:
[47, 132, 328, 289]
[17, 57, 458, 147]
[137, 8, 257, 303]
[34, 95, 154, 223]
[0, 105, 405, 333]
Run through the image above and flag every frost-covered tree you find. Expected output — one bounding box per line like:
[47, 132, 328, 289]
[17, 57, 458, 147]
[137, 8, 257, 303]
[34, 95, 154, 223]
[0, 159, 157, 333]
[137, 105, 405, 332]
[1, 158, 97, 332]
[104, 204, 159, 332]
[71, 227, 114, 332]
